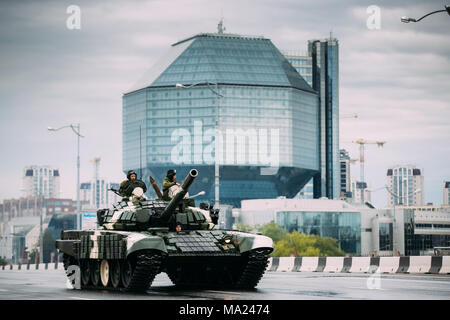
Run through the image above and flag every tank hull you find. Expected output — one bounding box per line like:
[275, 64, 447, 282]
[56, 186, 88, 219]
[57, 229, 273, 292]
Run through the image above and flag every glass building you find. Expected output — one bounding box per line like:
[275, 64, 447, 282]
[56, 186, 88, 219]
[308, 39, 340, 200]
[276, 210, 361, 254]
[123, 33, 320, 207]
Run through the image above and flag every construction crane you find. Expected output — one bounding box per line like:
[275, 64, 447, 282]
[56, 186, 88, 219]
[351, 139, 386, 204]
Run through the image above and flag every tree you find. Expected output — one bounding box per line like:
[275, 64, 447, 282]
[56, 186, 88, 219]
[258, 222, 287, 243]
[273, 231, 345, 257]
[234, 222, 258, 233]
[0, 256, 7, 266]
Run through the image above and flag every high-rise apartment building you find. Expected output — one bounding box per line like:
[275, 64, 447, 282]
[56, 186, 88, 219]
[386, 165, 424, 207]
[22, 165, 60, 198]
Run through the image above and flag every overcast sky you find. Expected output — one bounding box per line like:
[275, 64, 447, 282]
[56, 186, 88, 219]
[0, 0, 449, 208]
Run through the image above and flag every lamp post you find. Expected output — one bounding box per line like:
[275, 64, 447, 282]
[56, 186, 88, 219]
[48, 124, 84, 229]
[175, 82, 224, 210]
[401, 5, 450, 23]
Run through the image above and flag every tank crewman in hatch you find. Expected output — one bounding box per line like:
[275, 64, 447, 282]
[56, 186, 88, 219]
[119, 170, 147, 198]
[162, 169, 195, 207]
[162, 169, 179, 201]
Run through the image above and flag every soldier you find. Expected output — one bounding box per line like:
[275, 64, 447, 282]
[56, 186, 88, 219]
[162, 169, 179, 201]
[162, 169, 195, 207]
[119, 170, 147, 197]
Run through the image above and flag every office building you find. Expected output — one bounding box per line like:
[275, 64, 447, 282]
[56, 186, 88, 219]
[444, 181, 450, 205]
[22, 165, 60, 198]
[339, 149, 352, 198]
[351, 178, 371, 204]
[386, 165, 424, 207]
[80, 180, 119, 209]
[123, 32, 320, 207]
[308, 38, 340, 200]
[283, 37, 340, 200]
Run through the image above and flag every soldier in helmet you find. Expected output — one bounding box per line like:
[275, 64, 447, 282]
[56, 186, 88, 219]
[162, 169, 195, 207]
[162, 169, 179, 201]
[119, 170, 147, 198]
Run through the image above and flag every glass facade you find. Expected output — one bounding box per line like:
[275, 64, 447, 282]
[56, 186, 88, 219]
[276, 211, 361, 254]
[123, 33, 320, 207]
[308, 39, 339, 199]
[379, 222, 393, 251]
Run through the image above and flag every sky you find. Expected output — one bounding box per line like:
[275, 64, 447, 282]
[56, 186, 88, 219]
[0, 0, 449, 208]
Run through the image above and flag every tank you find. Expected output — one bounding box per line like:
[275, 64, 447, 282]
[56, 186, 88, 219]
[56, 169, 273, 292]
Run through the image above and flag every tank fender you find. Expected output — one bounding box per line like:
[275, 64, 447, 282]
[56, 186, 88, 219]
[56, 239, 80, 257]
[126, 233, 168, 256]
[228, 231, 273, 254]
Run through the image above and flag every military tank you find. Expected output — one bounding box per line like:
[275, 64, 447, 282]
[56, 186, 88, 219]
[56, 169, 273, 292]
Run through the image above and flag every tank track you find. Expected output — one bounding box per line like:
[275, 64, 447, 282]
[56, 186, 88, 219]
[62, 251, 163, 293]
[234, 249, 271, 289]
[124, 251, 163, 292]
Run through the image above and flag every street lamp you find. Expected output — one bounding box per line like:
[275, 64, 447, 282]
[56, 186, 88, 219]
[48, 124, 84, 229]
[175, 82, 224, 210]
[401, 5, 450, 23]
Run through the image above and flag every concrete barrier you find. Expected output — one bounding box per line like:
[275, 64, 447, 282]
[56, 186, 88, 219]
[323, 257, 344, 273]
[429, 257, 442, 274]
[349, 257, 371, 273]
[268, 257, 279, 271]
[315, 257, 327, 272]
[369, 257, 380, 273]
[408, 256, 432, 273]
[277, 257, 296, 272]
[396, 256, 410, 273]
[342, 257, 352, 273]
[379, 257, 400, 274]
[439, 256, 450, 274]
[292, 257, 302, 272]
[299, 257, 318, 272]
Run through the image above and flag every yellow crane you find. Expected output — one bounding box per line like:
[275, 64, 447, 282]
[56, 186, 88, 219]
[351, 139, 386, 204]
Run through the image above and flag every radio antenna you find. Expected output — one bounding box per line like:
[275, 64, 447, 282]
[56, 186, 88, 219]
[139, 124, 143, 179]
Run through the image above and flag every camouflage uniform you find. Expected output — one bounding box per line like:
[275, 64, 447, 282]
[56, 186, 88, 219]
[119, 179, 147, 197]
[162, 176, 176, 201]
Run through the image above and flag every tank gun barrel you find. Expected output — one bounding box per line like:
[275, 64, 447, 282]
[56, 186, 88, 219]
[161, 169, 198, 220]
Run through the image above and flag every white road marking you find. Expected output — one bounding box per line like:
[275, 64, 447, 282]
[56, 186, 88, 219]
[204, 290, 241, 295]
[70, 296, 95, 300]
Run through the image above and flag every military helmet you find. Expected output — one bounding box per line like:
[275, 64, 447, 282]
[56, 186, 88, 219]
[167, 169, 176, 181]
[127, 170, 137, 180]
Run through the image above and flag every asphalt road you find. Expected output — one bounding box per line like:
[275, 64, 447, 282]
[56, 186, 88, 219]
[0, 269, 449, 300]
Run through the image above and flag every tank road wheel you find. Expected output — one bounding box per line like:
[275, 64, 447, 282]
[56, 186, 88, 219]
[80, 259, 91, 287]
[120, 259, 134, 289]
[110, 260, 121, 289]
[100, 260, 110, 287]
[90, 260, 100, 287]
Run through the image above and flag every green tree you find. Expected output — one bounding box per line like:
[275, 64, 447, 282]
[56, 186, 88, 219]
[0, 256, 7, 266]
[258, 222, 287, 243]
[235, 222, 258, 233]
[273, 231, 345, 257]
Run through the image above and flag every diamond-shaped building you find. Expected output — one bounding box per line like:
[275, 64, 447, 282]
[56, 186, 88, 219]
[123, 33, 320, 207]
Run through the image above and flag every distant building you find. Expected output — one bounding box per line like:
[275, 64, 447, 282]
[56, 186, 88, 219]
[22, 165, 60, 198]
[386, 165, 424, 207]
[351, 179, 371, 204]
[339, 149, 352, 198]
[237, 198, 450, 256]
[444, 181, 450, 205]
[80, 180, 119, 209]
